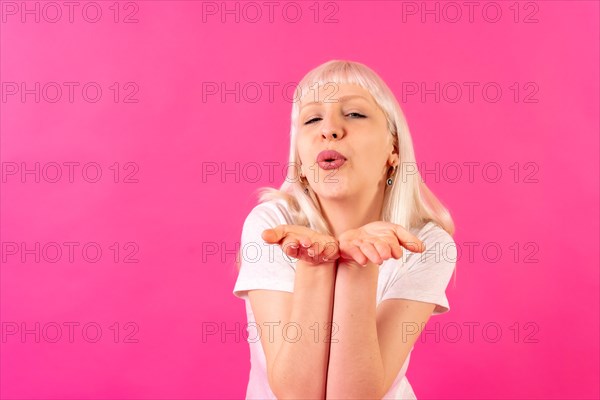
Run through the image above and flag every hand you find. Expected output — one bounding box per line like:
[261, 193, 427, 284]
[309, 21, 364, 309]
[337, 221, 425, 267]
[262, 225, 340, 266]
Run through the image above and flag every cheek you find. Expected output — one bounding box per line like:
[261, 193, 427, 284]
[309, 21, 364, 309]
[357, 137, 386, 158]
[296, 138, 309, 156]
[296, 138, 313, 166]
[295, 135, 306, 151]
[350, 152, 387, 176]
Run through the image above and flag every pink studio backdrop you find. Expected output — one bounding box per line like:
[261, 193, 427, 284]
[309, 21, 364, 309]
[1, 1, 598, 399]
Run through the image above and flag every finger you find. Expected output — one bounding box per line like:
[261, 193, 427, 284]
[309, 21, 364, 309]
[298, 236, 313, 248]
[340, 241, 368, 266]
[294, 237, 317, 262]
[372, 239, 392, 260]
[388, 241, 404, 259]
[284, 246, 299, 260]
[305, 237, 328, 257]
[281, 239, 300, 258]
[305, 240, 327, 263]
[306, 242, 318, 257]
[305, 240, 336, 262]
[262, 226, 287, 244]
[319, 239, 340, 261]
[392, 225, 425, 252]
[359, 241, 383, 265]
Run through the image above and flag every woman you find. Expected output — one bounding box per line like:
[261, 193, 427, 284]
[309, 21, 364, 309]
[233, 60, 458, 399]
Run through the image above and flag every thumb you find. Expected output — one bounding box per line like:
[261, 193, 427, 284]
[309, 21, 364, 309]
[261, 226, 286, 243]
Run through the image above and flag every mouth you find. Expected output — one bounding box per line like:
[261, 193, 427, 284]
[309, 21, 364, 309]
[316, 150, 347, 170]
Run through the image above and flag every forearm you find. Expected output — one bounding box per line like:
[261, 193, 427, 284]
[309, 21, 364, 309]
[326, 261, 385, 399]
[271, 259, 337, 399]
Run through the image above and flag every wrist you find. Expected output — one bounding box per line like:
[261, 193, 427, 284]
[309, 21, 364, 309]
[296, 258, 338, 272]
[337, 258, 379, 272]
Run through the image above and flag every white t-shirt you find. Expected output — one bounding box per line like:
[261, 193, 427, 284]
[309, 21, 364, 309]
[232, 199, 457, 399]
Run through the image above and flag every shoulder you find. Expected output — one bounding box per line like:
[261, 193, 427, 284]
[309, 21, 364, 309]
[378, 221, 457, 314]
[412, 221, 455, 246]
[407, 221, 457, 264]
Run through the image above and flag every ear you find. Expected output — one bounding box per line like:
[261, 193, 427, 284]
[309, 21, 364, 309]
[388, 135, 399, 157]
[295, 159, 306, 179]
[388, 152, 399, 167]
[299, 165, 306, 178]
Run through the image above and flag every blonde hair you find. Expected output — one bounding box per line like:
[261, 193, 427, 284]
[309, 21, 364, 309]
[256, 60, 455, 235]
[236, 60, 456, 276]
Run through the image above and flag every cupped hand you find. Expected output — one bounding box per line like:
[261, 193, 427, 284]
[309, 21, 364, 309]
[337, 221, 425, 267]
[261, 225, 340, 266]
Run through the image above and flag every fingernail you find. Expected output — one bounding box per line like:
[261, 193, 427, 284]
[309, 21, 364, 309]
[307, 249, 315, 256]
[323, 258, 328, 262]
[302, 243, 311, 248]
[290, 244, 298, 248]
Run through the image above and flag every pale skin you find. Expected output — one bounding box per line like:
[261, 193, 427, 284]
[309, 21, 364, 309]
[248, 83, 438, 399]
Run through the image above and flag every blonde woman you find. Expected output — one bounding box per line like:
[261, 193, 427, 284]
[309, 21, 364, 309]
[233, 60, 458, 399]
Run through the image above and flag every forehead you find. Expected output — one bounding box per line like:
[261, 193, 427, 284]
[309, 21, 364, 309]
[298, 83, 375, 110]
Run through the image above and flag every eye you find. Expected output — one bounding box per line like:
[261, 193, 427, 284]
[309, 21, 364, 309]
[304, 117, 321, 125]
[347, 112, 366, 118]
[303, 113, 366, 126]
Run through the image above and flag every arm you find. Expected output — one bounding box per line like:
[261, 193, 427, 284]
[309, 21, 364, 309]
[325, 260, 436, 399]
[325, 261, 384, 398]
[249, 259, 337, 399]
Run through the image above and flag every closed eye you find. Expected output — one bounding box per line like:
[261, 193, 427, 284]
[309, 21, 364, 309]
[348, 112, 366, 119]
[304, 117, 321, 125]
[303, 113, 366, 125]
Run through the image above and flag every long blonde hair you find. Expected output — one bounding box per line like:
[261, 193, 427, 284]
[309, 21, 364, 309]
[236, 60, 456, 271]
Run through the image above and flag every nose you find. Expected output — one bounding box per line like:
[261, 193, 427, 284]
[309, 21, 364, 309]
[322, 130, 340, 140]
[321, 114, 344, 141]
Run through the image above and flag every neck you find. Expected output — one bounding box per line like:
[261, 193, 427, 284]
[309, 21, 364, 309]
[316, 183, 387, 238]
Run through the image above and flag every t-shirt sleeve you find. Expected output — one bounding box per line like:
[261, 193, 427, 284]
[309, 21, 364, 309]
[380, 223, 457, 315]
[232, 203, 297, 301]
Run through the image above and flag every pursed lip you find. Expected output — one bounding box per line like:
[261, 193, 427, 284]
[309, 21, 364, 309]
[316, 150, 347, 163]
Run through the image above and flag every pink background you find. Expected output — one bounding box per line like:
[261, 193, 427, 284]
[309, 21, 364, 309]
[1, 1, 598, 399]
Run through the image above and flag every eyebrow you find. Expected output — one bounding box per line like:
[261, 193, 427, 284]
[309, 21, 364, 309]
[299, 95, 372, 111]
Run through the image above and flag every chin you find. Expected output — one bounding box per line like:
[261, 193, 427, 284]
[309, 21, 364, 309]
[314, 186, 352, 200]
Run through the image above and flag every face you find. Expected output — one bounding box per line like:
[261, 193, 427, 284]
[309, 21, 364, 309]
[296, 82, 398, 201]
